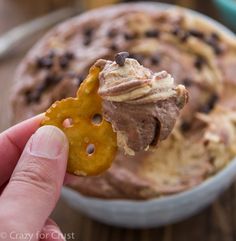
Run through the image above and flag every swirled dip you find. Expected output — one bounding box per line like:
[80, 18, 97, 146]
[97, 57, 188, 155]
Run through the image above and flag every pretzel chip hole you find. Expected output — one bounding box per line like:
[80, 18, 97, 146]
[86, 143, 95, 155]
[63, 118, 73, 128]
[91, 113, 103, 125]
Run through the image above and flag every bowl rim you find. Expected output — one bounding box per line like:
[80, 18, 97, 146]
[65, 1, 236, 206]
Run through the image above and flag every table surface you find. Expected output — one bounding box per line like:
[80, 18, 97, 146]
[1, 1, 236, 241]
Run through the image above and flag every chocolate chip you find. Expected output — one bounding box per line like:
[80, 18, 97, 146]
[83, 28, 94, 46]
[36, 83, 47, 92]
[145, 29, 159, 38]
[25, 90, 33, 103]
[83, 38, 92, 46]
[83, 27, 94, 37]
[209, 156, 215, 164]
[24, 89, 31, 96]
[45, 75, 62, 86]
[124, 32, 137, 40]
[188, 29, 205, 39]
[26, 91, 41, 103]
[203, 139, 210, 146]
[211, 32, 220, 41]
[25, 84, 45, 103]
[107, 29, 117, 38]
[204, 35, 223, 55]
[109, 44, 118, 51]
[208, 93, 219, 107]
[194, 56, 205, 70]
[180, 121, 191, 132]
[180, 31, 190, 42]
[213, 45, 223, 55]
[171, 27, 190, 42]
[150, 55, 160, 65]
[64, 51, 74, 60]
[182, 78, 192, 87]
[172, 28, 204, 41]
[25, 75, 62, 104]
[171, 27, 181, 36]
[59, 56, 69, 69]
[115, 52, 129, 66]
[199, 93, 219, 113]
[129, 53, 143, 64]
[48, 50, 55, 59]
[37, 57, 53, 69]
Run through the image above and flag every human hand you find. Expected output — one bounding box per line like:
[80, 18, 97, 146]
[0, 115, 69, 241]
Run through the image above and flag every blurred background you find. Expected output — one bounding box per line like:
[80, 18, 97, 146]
[1, 0, 235, 35]
[0, 0, 236, 241]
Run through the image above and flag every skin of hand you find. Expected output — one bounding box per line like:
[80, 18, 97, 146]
[0, 114, 69, 241]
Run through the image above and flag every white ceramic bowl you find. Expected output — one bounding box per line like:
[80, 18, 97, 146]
[61, 2, 236, 228]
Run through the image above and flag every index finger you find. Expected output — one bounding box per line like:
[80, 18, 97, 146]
[0, 114, 44, 187]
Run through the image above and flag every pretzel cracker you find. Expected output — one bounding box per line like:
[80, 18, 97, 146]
[42, 66, 117, 176]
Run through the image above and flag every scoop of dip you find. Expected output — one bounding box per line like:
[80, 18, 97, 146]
[97, 52, 189, 155]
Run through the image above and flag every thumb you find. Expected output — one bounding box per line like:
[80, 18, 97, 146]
[0, 125, 68, 237]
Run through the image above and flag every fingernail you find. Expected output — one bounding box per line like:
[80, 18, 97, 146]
[30, 125, 67, 158]
[43, 221, 66, 241]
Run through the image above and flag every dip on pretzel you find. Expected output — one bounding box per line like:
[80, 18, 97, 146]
[42, 52, 188, 176]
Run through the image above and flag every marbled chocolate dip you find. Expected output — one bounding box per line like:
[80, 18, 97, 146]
[97, 57, 188, 154]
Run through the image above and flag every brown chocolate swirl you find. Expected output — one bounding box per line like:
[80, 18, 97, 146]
[98, 58, 188, 155]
